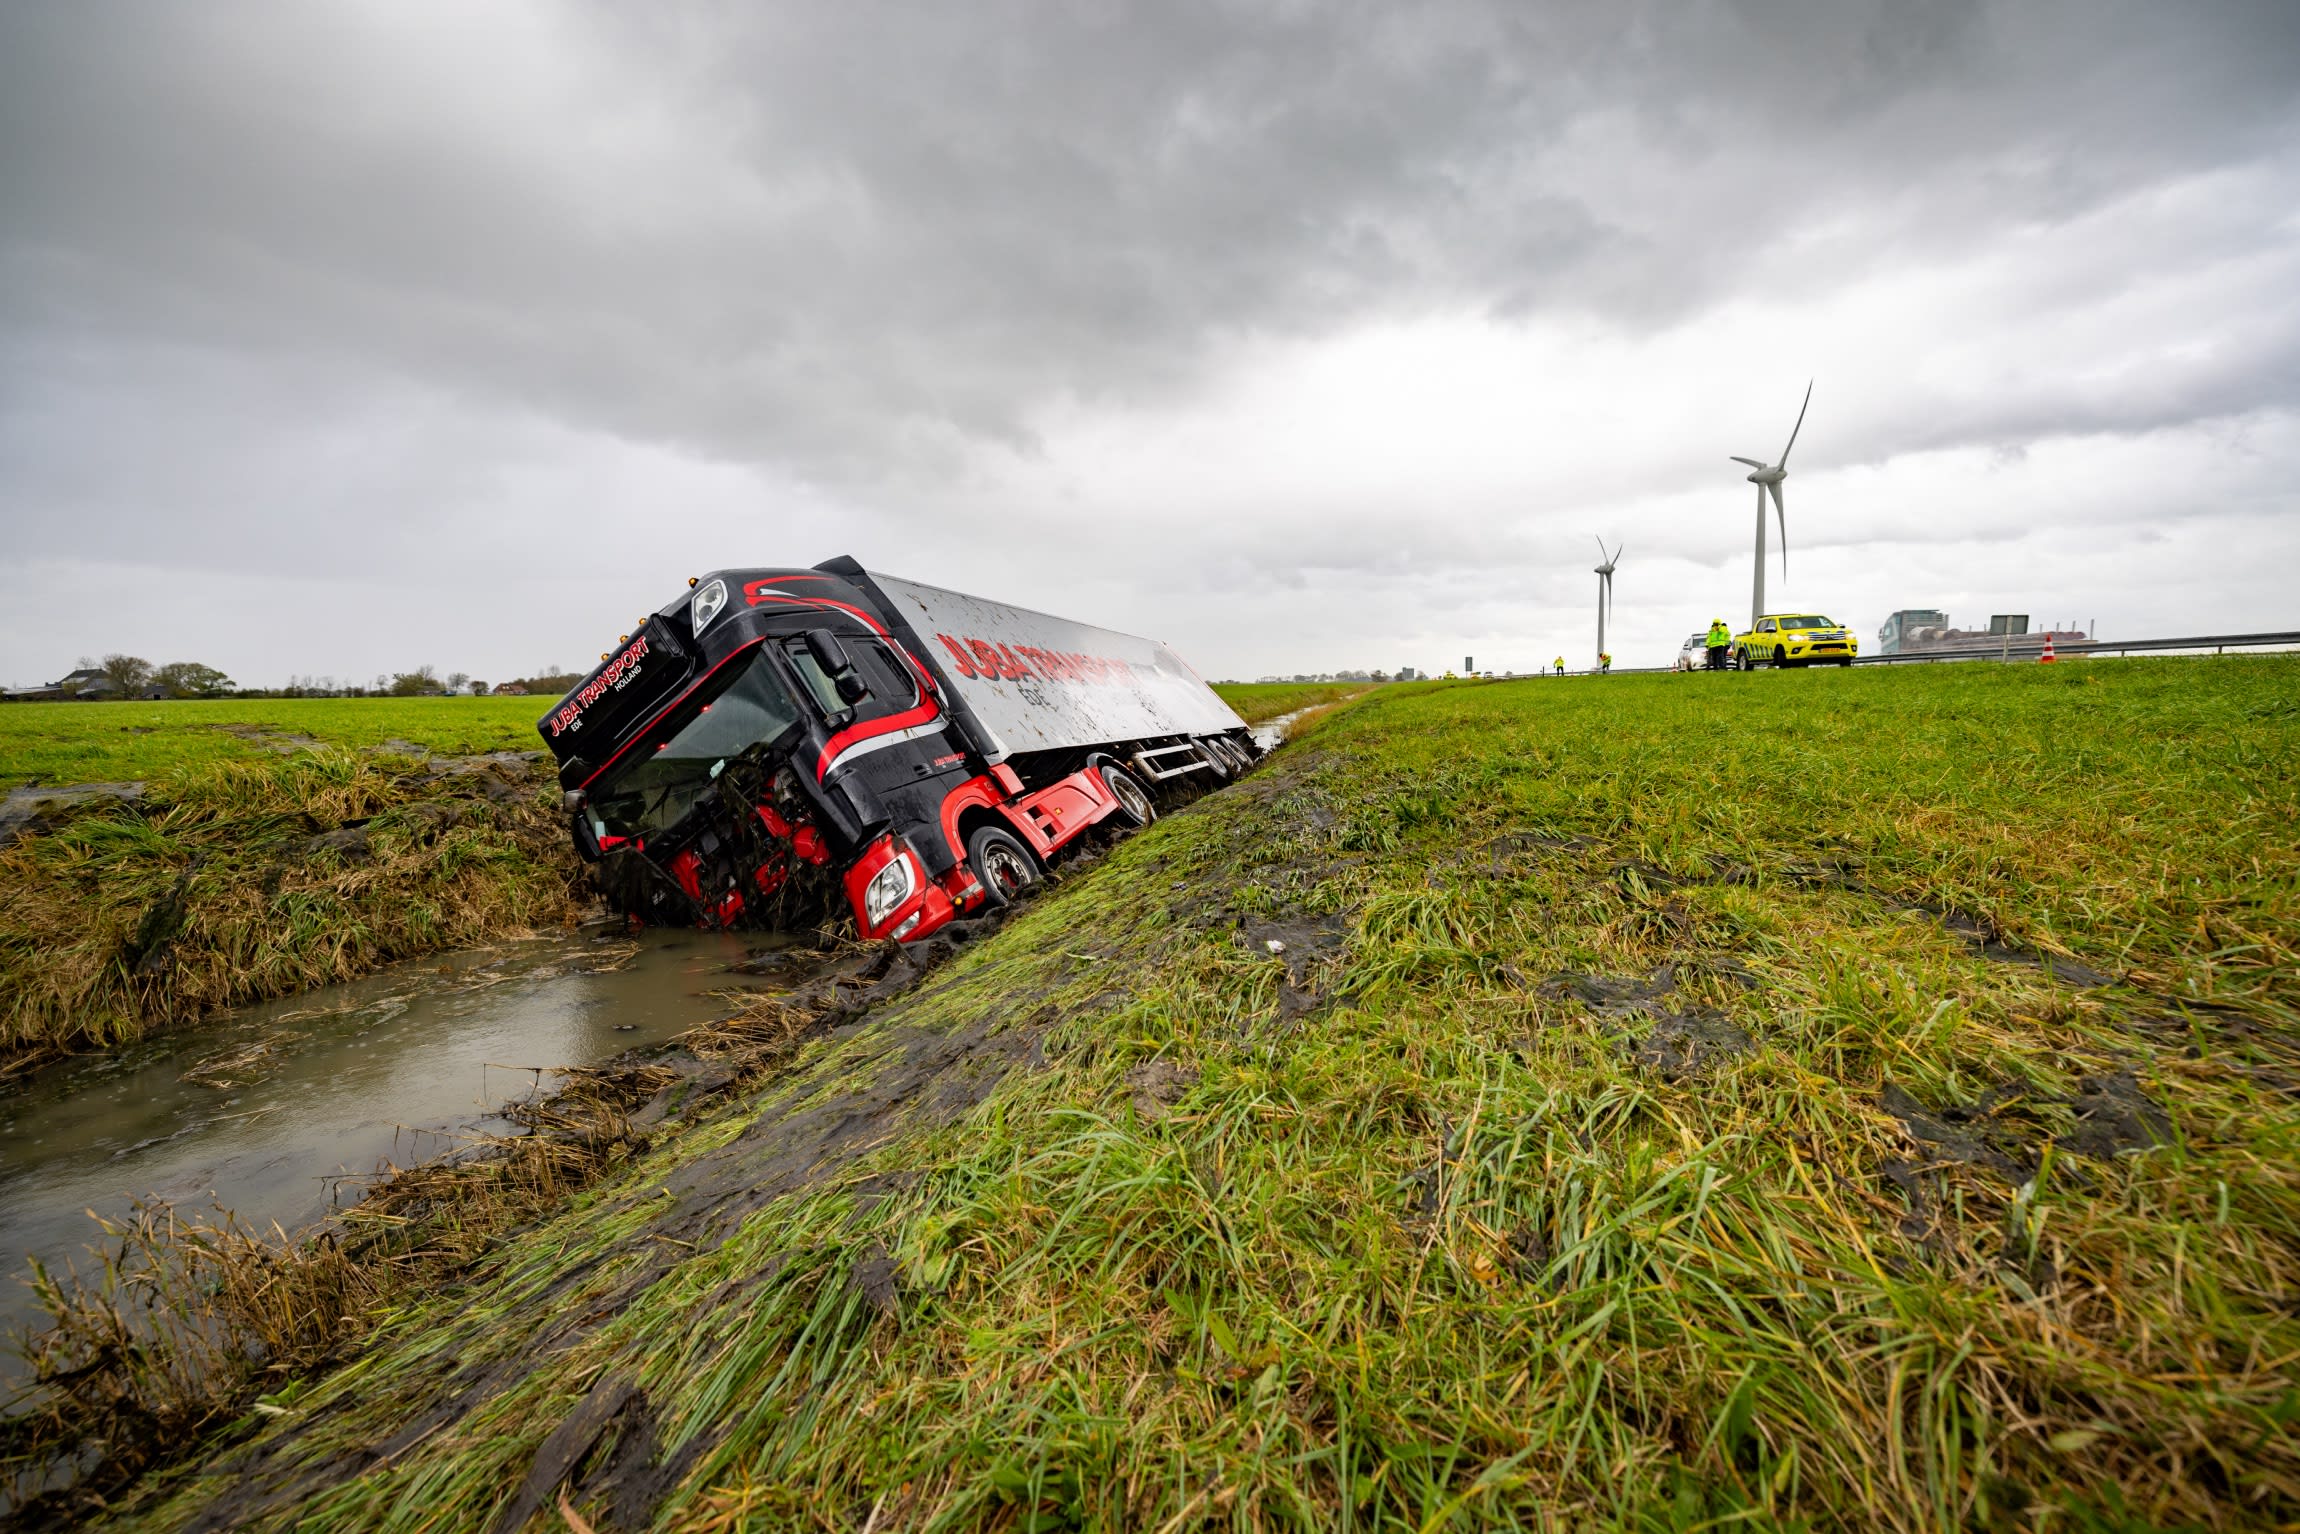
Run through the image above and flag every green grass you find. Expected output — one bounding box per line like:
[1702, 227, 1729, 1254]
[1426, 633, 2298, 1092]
[88, 658, 2300, 1529]
[1214, 681, 1379, 725]
[0, 697, 555, 786]
[0, 700, 579, 1070]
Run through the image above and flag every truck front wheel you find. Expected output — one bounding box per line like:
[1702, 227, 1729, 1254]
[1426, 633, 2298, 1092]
[968, 825, 1040, 907]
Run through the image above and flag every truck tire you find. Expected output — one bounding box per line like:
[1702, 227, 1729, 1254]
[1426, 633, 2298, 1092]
[1773, 647, 1791, 670]
[1192, 739, 1232, 780]
[968, 824, 1040, 907]
[1100, 764, 1156, 827]
[1736, 648, 1755, 672]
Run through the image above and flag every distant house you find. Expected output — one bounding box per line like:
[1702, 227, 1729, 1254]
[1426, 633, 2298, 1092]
[496, 683, 530, 696]
[3, 667, 116, 702]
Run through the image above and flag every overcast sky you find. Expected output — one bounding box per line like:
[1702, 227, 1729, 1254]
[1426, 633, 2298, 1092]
[3, 0, 2297, 687]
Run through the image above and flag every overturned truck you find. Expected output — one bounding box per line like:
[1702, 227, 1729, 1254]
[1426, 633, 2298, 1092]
[537, 556, 1254, 942]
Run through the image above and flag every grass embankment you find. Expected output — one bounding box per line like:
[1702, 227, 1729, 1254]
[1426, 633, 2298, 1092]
[1212, 681, 1377, 725]
[0, 696, 553, 785]
[0, 700, 581, 1072]
[70, 660, 2300, 1528]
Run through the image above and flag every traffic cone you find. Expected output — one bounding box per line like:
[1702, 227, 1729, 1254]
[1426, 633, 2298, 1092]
[2039, 635, 2057, 664]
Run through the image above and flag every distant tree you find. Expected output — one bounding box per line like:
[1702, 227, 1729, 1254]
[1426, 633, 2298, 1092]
[467, 680, 490, 696]
[447, 671, 471, 694]
[388, 665, 441, 697]
[153, 661, 234, 698]
[100, 654, 154, 693]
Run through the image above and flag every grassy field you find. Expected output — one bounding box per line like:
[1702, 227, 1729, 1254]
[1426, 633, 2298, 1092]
[42, 658, 2300, 1529]
[0, 699, 580, 1071]
[0, 696, 554, 786]
[1212, 681, 1378, 725]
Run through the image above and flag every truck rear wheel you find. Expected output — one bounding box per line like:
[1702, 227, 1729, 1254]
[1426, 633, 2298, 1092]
[1100, 763, 1156, 827]
[967, 824, 1040, 907]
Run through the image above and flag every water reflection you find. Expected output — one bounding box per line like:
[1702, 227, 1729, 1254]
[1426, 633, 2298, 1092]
[0, 925, 774, 1349]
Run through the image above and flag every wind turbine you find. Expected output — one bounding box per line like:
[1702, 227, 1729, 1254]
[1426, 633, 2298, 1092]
[1730, 380, 1811, 629]
[1593, 537, 1620, 665]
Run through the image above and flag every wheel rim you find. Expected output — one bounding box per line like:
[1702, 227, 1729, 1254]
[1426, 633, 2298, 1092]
[983, 844, 1031, 895]
[1108, 768, 1154, 824]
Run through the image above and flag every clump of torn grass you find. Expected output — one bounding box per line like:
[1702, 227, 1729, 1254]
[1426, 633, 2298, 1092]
[65, 659, 2300, 1530]
[0, 746, 583, 1074]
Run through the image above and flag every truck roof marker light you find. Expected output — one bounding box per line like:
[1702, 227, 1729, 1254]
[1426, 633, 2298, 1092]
[690, 577, 729, 635]
[688, 577, 699, 587]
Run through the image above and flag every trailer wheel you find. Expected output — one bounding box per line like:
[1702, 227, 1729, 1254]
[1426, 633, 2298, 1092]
[1192, 739, 1232, 780]
[967, 825, 1040, 907]
[1100, 764, 1156, 827]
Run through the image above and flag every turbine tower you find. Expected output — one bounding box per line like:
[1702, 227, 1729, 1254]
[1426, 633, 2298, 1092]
[1593, 537, 1620, 665]
[1729, 381, 1811, 629]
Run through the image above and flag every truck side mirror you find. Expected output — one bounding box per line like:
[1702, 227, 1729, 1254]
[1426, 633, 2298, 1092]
[835, 671, 870, 705]
[805, 630, 852, 674]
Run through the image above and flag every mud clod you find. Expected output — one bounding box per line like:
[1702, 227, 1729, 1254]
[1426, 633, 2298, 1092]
[1546, 967, 1677, 1016]
[1504, 1225, 1552, 1283]
[851, 1243, 900, 1318]
[0, 780, 146, 848]
[1238, 915, 1348, 987]
[1624, 1008, 1753, 1081]
[1882, 1071, 2170, 1174]
[1880, 1082, 2034, 1176]
[1934, 909, 2115, 987]
[304, 826, 372, 860]
[1125, 1059, 1199, 1122]
[2059, 1071, 2172, 1158]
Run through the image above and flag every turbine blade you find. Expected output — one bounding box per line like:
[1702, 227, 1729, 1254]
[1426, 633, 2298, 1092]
[1768, 481, 1788, 574]
[1729, 456, 1767, 469]
[1779, 379, 1812, 467]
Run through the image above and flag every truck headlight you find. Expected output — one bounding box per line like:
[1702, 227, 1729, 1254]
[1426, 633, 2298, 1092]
[863, 850, 917, 926]
[690, 577, 728, 635]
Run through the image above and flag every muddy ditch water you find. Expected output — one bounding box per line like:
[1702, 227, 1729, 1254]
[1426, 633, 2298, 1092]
[0, 924, 832, 1364]
[1250, 709, 1313, 751]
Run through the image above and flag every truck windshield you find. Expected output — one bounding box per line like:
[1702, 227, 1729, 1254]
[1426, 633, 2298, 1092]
[588, 648, 803, 840]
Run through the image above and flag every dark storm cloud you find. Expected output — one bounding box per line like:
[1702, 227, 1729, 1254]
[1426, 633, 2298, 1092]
[4, 0, 2295, 490]
[4, 1, 2299, 685]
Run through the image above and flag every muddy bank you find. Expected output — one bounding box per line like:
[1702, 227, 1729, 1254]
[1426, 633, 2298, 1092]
[2, 827, 1120, 1526]
[0, 747, 586, 1075]
[0, 924, 803, 1352]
